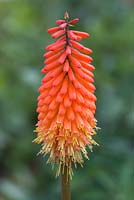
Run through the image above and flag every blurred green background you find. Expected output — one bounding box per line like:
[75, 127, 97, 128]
[0, 0, 133, 199]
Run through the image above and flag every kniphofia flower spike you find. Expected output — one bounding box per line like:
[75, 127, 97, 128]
[34, 12, 98, 177]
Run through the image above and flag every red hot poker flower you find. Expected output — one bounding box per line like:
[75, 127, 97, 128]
[34, 14, 98, 177]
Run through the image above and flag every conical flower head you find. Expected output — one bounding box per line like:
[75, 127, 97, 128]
[34, 13, 98, 177]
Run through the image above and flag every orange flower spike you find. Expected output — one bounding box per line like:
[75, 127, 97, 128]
[34, 13, 98, 178]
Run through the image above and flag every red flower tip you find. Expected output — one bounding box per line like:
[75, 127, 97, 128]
[47, 27, 60, 34]
[69, 18, 79, 25]
[56, 19, 66, 24]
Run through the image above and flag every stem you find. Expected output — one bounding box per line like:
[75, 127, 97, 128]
[61, 165, 71, 200]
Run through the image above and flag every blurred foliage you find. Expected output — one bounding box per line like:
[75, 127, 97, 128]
[0, 0, 134, 200]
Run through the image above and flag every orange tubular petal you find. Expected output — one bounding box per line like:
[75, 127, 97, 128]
[45, 35, 66, 51]
[42, 60, 59, 73]
[58, 103, 66, 115]
[49, 84, 61, 96]
[56, 93, 64, 103]
[69, 55, 81, 68]
[44, 51, 62, 64]
[46, 109, 58, 120]
[46, 41, 66, 51]
[59, 51, 67, 64]
[80, 61, 95, 71]
[43, 95, 52, 105]
[58, 35, 66, 40]
[38, 113, 44, 120]
[36, 106, 47, 113]
[64, 117, 71, 130]
[82, 68, 94, 78]
[75, 113, 84, 127]
[72, 102, 82, 112]
[74, 67, 94, 83]
[52, 30, 65, 39]
[59, 76, 68, 95]
[42, 116, 50, 126]
[76, 91, 85, 104]
[59, 22, 67, 29]
[41, 72, 52, 83]
[70, 40, 83, 50]
[43, 51, 53, 58]
[76, 35, 82, 41]
[73, 77, 82, 89]
[72, 30, 89, 38]
[56, 19, 66, 24]
[81, 47, 93, 55]
[81, 80, 96, 93]
[63, 60, 70, 72]
[64, 94, 72, 107]
[43, 46, 64, 58]
[66, 45, 71, 55]
[38, 90, 48, 100]
[84, 98, 96, 108]
[69, 18, 79, 25]
[39, 78, 54, 90]
[84, 109, 94, 121]
[47, 26, 60, 34]
[83, 119, 92, 130]
[37, 99, 44, 107]
[80, 84, 97, 101]
[72, 48, 93, 62]
[67, 107, 75, 121]
[68, 30, 77, 40]
[52, 72, 65, 86]
[44, 66, 62, 80]
[72, 121, 79, 134]
[70, 40, 92, 54]
[68, 82, 76, 100]
[85, 100, 96, 111]
[49, 99, 58, 110]
[68, 68, 75, 82]
[51, 41, 66, 50]
[74, 53, 93, 62]
[57, 114, 64, 124]
[45, 43, 54, 51]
